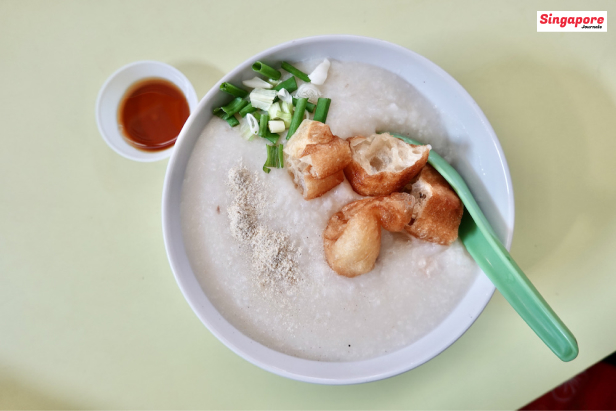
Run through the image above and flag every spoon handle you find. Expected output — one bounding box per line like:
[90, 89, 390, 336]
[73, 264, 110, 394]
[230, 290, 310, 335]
[459, 211, 578, 361]
[390, 133, 578, 361]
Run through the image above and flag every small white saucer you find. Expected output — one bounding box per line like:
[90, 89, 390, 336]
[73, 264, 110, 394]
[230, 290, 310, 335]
[95, 61, 198, 162]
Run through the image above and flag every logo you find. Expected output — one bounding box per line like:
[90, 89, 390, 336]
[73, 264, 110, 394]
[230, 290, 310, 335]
[537, 11, 607, 32]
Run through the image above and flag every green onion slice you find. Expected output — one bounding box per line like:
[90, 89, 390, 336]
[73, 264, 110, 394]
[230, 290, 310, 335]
[252, 61, 281, 80]
[313, 98, 331, 123]
[222, 97, 249, 116]
[214, 108, 239, 127]
[264, 144, 278, 168]
[238, 103, 257, 117]
[292, 98, 315, 113]
[262, 144, 284, 173]
[213, 106, 230, 119]
[281, 61, 311, 82]
[259, 114, 279, 143]
[263, 132, 279, 144]
[287, 98, 307, 140]
[273, 76, 298, 93]
[259, 112, 270, 138]
[220, 82, 249, 98]
[277, 144, 284, 168]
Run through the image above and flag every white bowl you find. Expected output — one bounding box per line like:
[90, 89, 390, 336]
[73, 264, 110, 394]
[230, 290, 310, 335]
[96, 61, 199, 162]
[162, 35, 515, 384]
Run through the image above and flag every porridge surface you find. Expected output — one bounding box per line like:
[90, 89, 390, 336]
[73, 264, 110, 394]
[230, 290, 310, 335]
[180, 60, 477, 361]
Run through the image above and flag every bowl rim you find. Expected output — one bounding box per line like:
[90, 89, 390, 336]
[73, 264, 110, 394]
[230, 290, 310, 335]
[162, 34, 515, 384]
[95, 60, 199, 162]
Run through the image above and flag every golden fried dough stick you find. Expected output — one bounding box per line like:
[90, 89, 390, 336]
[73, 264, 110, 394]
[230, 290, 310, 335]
[404, 164, 463, 245]
[323, 193, 415, 277]
[344, 133, 430, 196]
[285, 120, 352, 200]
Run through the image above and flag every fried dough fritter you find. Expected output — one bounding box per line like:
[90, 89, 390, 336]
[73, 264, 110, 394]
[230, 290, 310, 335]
[285, 120, 352, 200]
[323, 192, 415, 277]
[404, 164, 463, 245]
[344, 133, 430, 196]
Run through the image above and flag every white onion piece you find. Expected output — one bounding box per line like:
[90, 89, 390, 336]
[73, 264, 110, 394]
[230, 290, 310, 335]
[239, 116, 255, 141]
[296, 83, 321, 104]
[277, 88, 292, 104]
[268, 102, 281, 119]
[246, 113, 259, 135]
[250, 88, 277, 110]
[308, 59, 330, 85]
[269, 120, 286, 134]
[242, 77, 273, 89]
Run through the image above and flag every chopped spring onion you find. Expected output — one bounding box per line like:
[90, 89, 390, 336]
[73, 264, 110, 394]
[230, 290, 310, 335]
[214, 109, 240, 127]
[252, 111, 262, 122]
[263, 144, 284, 173]
[246, 113, 260, 135]
[273, 76, 298, 93]
[252, 61, 281, 80]
[263, 133, 279, 144]
[292, 97, 315, 113]
[296, 83, 321, 104]
[238, 103, 257, 117]
[263, 144, 278, 172]
[220, 82, 249, 98]
[277, 144, 284, 168]
[267, 102, 281, 119]
[277, 88, 293, 104]
[268, 102, 292, 127]
[313, 98, 331, 123]
[212, 106, 230, 119]
[308, 59, 331, 85]
[269, 120, 285, 134]
[287, 97, 307, 140]
[259, 112, 270, 138]
[250, 88, 277, 110]
[281, 61, 311, 82]
[277, 112, 292, 127]
[221, 97, 249, 116]
[281, 100, 293, 114]
[268, 78, 281, 86]
[228, 114, 240, 127]
[258, 113, 279, 143]
[242, 76, 273, 89]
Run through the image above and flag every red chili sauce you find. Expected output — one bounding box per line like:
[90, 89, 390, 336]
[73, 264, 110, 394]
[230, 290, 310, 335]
[118, 78, 190, 151]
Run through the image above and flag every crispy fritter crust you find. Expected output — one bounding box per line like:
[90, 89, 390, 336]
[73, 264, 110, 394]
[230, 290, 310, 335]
[303, 170, 345, 200]
[404, 165, 463, 245]
[285, 120, 352, 200]
[323, 193, 415, 277]
[344, 135, 430, 196]
[301, 136, 352, 179]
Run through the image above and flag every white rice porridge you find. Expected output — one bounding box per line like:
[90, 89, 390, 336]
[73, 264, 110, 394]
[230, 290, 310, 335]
[180, 60, 477, 361]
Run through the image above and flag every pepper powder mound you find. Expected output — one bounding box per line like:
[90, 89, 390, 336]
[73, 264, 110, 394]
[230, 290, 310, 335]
[226, 164, 301, 293]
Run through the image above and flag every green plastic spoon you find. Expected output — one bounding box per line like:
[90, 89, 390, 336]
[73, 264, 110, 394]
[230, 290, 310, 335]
[391, 133, 578, 362]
